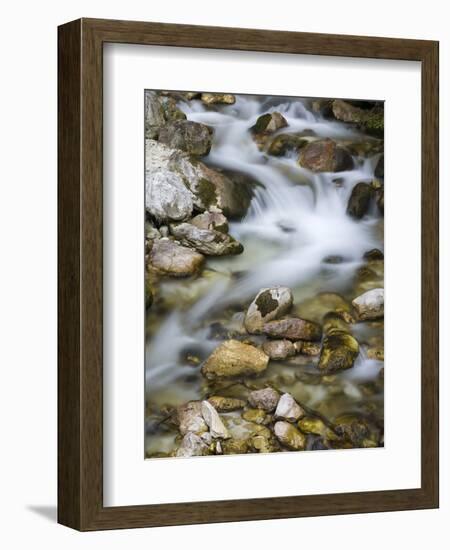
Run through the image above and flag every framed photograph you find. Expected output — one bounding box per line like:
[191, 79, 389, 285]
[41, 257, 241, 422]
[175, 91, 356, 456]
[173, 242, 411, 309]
[58, 18, 439, 530]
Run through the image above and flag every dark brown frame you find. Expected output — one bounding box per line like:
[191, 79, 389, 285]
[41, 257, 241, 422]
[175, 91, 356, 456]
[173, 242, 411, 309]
[58, 18, 439, 531]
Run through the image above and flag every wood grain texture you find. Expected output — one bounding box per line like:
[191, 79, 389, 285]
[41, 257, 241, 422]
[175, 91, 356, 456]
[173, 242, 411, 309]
[58, 18, 439, 531]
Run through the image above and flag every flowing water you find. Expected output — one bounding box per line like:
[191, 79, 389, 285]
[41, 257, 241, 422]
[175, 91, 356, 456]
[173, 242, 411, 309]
[145, 94, 384, 456]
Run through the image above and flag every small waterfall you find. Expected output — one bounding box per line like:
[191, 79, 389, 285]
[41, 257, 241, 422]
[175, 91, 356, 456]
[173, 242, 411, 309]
[146, 94, 383, 397]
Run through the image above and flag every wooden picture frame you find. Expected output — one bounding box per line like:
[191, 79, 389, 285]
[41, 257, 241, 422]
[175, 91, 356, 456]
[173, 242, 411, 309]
[58, 18, 439, 531]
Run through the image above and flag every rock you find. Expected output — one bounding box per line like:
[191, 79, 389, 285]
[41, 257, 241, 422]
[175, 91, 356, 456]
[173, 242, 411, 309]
[363, 248, 384, 261]
[190, 211, 229, 233]
[250, 434, 278, 453]
[331, 99, 384, 137]
[242, 408, 267, 424]
[145, 91, 166, 139]
[248, 387, 280, 412]
[251, 112, 288, 134]
[201, 340, 269, 380]
[149, 239, 204, 277]
[221, 439, 249, 455]
[262, 317, 321, 341]
[158, 120, 213, 156]
[300, 342, 321, 356]
[145, 168, 194, 222]
[322, 312, 351, 335]
[352, 288, 384, 320]
[169, 222, 243, 256]
[298, 139, 353, 172]
[295, 292, 351, 324]
[317, 332, 359, 374]
[176, 432, 210, 457]
[160, 95, 187, 123]
[201, 400, 230, 439]
[201, 93, 236, 105]
[376, 186, 384, 214]
[274, 421, 306, 450]
[244, 287, 293, 334]
[346, 182, 375, 219]
[267, 133, 308, 156]
[177, 401, 208, 435]
[375, 154, 384, 178]
[311, 99, 333, 117]
[262, 339, 296, 360]
[207, 396, 246, 412]
[145, 276, 153, 309]
[298, 417, 327, 436]
[274, 393, 305, 422]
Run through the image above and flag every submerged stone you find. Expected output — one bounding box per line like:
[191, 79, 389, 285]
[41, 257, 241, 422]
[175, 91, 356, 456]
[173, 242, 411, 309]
[201, 340, 269, 380]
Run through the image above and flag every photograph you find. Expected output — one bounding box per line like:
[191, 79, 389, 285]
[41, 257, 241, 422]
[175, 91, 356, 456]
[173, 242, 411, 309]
[144, 90, 385, 459]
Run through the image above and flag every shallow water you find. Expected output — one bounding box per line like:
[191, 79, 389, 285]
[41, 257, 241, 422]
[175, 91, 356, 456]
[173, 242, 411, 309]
[145, 94, 384, 457]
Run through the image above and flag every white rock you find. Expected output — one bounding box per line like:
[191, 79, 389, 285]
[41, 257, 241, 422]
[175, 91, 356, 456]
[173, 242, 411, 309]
[244, 287, 293, 334]
[176, 433, 209, 457]
[177, 401, 208, 435]
[274, 393, 305, 422]
[352, 288, 384, 320]
[145, 168, 193, 222]
[201, 400, 230, 439]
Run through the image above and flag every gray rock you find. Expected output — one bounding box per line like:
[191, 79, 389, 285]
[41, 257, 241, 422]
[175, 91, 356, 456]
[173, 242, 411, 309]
[177, 401, 208, 435]
[201, 401, 230, 439]
[158, 120, 213, 156]
[352, 288, 384, 320]
[145, 91, 166, 139]
[190, 211, 229, 233]
[176, 432, 209, 457]
[274, 393, 305, 422]
[244, 287, 293, 334]
[248, 388, 280, 412]
[149, 239, 204, 277]
[169, 222, 243, 256]
[145, 168, 193, 222]
[262, 339, 296, 360]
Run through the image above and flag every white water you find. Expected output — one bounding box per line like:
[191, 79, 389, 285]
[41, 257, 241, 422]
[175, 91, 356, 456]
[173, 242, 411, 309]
[146, 95, 383, 393]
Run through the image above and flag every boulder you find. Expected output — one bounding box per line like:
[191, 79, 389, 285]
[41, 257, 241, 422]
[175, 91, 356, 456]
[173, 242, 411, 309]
[207, 396, 246, 412]
[176, 432, 210, 457]
[331, 99, 384, 137]
[158, 120, 213, 156]
[201, 340, 269, 380]
[145, 168, 194, 222]
[201, 401, 230, 439]
[273, 421, 306, 450]
[317, 331, 359, 374]
[149, 239, 204, 277]
[189, 211, 229, 233]
[262, 317, 322, 341]
[274, 393, 305, 422]
[347, 182, 375, 219]
[298, 138, 354, 172]
[169, 222, 243, 256]
[251, 112, 288, 135]
[177, 401, 208, 435]
[244, 286, 293, 334]
[352, 288, 384, 320]
[145, 140, 255, 219]
[262, 339, 296, 360]
[248, 387, 280, 412]
[144, 91, 166, 139]
[201, 93, 236, 105]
